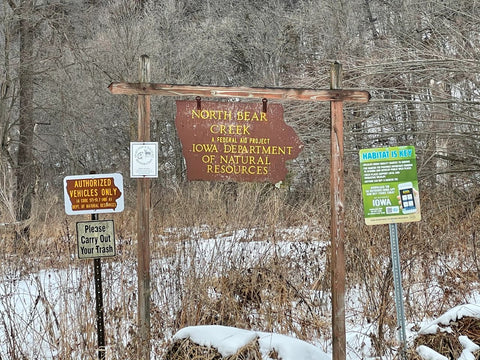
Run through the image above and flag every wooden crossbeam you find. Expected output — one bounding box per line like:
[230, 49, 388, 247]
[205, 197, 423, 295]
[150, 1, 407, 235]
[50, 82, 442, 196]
[108, 82, 370, 103]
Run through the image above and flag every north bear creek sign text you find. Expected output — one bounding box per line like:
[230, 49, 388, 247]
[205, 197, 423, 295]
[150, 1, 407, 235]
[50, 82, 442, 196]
[175, 100, 303, 183]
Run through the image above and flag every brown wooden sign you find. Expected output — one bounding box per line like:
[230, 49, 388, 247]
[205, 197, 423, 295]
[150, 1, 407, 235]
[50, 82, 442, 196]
[175, 100, 303, 183]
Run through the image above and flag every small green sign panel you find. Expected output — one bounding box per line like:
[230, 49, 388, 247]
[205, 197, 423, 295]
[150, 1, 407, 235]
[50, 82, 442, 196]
[359, 146, 421, 225]
[76, 220, 116, 259]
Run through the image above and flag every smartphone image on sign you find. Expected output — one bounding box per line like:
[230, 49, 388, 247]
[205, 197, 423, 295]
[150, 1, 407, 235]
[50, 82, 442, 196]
[398, 182, 416, 214]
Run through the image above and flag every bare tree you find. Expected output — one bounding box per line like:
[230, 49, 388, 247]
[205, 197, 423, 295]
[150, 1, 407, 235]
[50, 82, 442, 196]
[3, 0, 36, 239]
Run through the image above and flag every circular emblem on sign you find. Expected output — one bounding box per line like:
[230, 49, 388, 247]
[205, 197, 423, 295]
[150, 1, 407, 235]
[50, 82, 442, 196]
[134, 145, 155, 165]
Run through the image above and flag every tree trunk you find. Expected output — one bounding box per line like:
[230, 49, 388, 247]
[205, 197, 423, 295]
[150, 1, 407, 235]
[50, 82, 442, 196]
[16, 0, 36, 240]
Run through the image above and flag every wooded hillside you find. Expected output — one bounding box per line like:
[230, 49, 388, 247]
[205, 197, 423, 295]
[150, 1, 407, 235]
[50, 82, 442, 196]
[2, 0, 480, 223]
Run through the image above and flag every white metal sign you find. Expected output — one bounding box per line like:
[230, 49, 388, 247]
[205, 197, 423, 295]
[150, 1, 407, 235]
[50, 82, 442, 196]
[130, 142, 158, 178]
[64, 173, 124, 215]
[76, 220, 116, 259]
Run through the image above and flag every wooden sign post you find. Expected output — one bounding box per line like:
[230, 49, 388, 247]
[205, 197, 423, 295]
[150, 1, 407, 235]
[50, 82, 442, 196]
[330, 62, 346, 360]
[109, 56, 370, 360]
[137, 55, 152, 360]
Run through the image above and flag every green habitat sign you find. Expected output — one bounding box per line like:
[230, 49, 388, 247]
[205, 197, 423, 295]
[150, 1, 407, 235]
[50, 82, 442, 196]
[359, 146, 421, 225]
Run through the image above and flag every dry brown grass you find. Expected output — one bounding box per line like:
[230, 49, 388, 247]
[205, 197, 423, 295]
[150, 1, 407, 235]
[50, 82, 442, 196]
[168, 234, 328, 341]
[1, 173, 480, 358]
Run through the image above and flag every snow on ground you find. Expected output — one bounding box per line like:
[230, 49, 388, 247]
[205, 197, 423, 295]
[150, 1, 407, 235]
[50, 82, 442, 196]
[416, 345, 449, 360]
[173, 303, 480, 360]
[171, 304, 480, 360]
[174, 325, 331, 360]
[414, 304, 480, 360]
[419, 304, 480, 335]
[0, 226, 479, 359]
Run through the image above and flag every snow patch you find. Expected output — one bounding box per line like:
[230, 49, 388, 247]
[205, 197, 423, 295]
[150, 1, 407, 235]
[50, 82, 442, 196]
[419, 304, 480, 335]
[416, 345, 449, 360]
[174, 325, 331, 360]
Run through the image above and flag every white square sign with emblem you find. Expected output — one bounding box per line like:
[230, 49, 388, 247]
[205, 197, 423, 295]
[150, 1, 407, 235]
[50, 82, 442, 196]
[130, 142, 158, 178]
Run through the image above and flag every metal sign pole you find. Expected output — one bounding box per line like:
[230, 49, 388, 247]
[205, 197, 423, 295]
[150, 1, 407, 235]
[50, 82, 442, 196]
[388, 223, 407, 360]
[92, 213, 106, 360]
